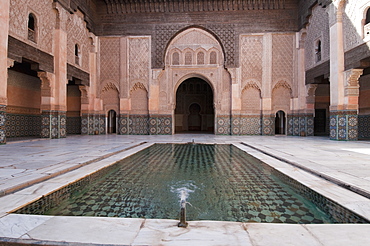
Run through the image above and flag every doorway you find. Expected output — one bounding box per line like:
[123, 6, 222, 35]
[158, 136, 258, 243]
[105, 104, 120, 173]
[175, 78, 214, 133]
[275, 110, 286, 135]
[108, 110, 117, 134]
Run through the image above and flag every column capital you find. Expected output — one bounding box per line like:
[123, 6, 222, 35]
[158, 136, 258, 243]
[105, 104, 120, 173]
[305, 84, 318, 104]
[38, 71, 54, 97]
[344, 68, 363, 97]
[7, 58, 15, 69]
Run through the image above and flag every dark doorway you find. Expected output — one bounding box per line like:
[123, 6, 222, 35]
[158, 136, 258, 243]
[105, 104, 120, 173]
[175, 78, 214, 133]
[314, 109, 327, 136]
[108, 110, 117, 134]
[275, 110, 286, 135]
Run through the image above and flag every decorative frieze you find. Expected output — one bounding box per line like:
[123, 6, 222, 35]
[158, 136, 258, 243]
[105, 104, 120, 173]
[103, 0, 287, 14]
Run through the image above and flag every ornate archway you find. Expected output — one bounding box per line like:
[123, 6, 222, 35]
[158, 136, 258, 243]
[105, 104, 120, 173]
[175, 77, 214, 133]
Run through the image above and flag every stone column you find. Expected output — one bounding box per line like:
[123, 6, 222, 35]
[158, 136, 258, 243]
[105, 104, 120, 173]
[229, 67, 242, 135]
[0, 0, 10, 144]
[328, 1, 361, 140]
[261, 33, 274, 135]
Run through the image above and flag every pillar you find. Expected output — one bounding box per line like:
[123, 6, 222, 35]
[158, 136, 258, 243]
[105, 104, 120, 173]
[261, 33, 274, 135]
[328, 1, 362, 140]
[0, 0, 10, 144]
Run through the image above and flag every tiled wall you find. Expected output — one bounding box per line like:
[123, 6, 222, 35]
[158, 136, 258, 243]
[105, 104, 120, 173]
[0, 106, 7, 144]
[6, 114, 41, 139]
[358, 115, 370, 139]
[81, 114, 105, 135]
[231, 116, 261, 135]
[287, 115, 314, 136]
[216, 115, 231, 135]
[330, 111, 358, 140]
[67, 117, 81, 135]
[119, 114, 172, 135]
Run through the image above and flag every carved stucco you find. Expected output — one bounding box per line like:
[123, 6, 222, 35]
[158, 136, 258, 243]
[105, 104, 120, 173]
[99, 37, 120, 86]
[9, 0, 56, 54]
[343, 0, 368, 52]
[272, 34, 294, 88]
[67, 10, 90, 72]
[305, 4, 330, 71]
[240, 35, 263, 88]
[129, 37, 150, 90]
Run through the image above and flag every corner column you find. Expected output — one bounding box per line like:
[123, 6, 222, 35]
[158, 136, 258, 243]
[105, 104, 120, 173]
[328, 1, 362, 140]
[0, 0, 10, 144]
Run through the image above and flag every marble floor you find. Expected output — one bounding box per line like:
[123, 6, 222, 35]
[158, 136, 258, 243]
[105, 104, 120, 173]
[0, 134, 370, 245]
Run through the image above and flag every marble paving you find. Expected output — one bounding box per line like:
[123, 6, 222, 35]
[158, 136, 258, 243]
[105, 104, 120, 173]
[0, 134, 370, 245]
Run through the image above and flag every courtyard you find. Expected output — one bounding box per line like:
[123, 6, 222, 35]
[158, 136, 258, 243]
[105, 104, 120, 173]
[0, 134, 370, 245]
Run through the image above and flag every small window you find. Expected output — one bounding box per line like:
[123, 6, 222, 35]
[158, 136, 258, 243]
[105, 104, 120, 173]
[197, 52, 205, 65]
[172, 52, 179, 65]
[75, 44, 80, 65]
[210, 51, 217, 64]
[315, 40, 321, 63]
[364, 8, 370, 37]
[28, 13, 36, 43]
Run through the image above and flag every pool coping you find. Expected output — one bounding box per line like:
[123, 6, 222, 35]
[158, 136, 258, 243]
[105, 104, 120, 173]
[0, 140, 370, 245]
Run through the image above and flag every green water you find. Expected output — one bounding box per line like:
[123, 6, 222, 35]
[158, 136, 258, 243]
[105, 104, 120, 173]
[45, 144, 335, 223]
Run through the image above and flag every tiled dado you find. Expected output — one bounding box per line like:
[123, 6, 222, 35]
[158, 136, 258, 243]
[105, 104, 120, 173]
[0, 105, 6, 144]
[149, 115, 172, 135]
[359, 115, 370, 139]
[231, 115, 261, 135]
[330, 111, 358, 141]
[262, 115, 274, 136]
[81, 114, 105, 135]
[119, 114, 172, 135]
[287, 115, 314, 136]
[41, 111, 67, 138]
[216, 116, 231, 135]
[66, 117, 81, 134]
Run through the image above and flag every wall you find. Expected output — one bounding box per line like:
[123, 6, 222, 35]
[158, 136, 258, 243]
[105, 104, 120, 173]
[6, 70, 41, 138]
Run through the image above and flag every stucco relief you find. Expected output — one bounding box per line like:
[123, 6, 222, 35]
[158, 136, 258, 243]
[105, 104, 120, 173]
[272, 34, 294, 88]
[305, 4, 330, 70]
[9, 0, 55, 54]
[240, 35, 263, 88]
[165, 28, 224, 67]
[129, 37, 150, 89]
[67, 11, 90, 72]
[343, 1, 367, 52]
[241, 83, 261, 114]
[101, 81, 119, 111]
[272, 81, 292, 112]
[99, 38, 120, 85]
[130, 83, 148, 114]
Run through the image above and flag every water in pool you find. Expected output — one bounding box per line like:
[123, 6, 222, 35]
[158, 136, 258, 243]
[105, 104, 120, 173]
[44, 144, 334, 223]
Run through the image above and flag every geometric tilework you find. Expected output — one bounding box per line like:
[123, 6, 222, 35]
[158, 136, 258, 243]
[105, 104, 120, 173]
[358, 115, 370, 139]
[287, 114, 314, 137]
[149, 115, 172, 135]
[81, 114, 105, 135]
[6, 113, 41, 139]
[41, 111, 67, 139]
[0, 105, 7, 144]
[330, 111, 358, 141]
[216, 116, 231, 135]
[67, 117, 81, 135]
[118, 114, 129, 135]
[231, 115, 261, 135]
[262, 115, 274, 136]
[129, 115, 149, 135]
[119, 114, 172, 135]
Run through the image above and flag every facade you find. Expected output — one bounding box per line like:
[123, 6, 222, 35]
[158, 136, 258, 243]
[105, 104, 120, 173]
[0, 0, 369, 144]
